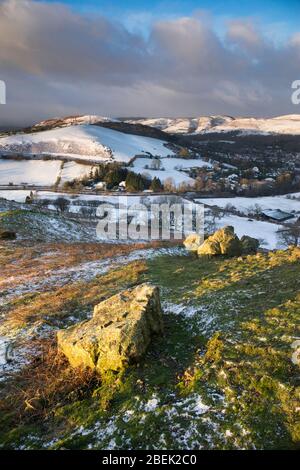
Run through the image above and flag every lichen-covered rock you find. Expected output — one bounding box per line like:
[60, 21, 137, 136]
[196, 226, 260, 257]
[183, 233, 203, 252]
[197, 226, 242, 257]
[57, 283, 163, 373]
[240, 235, 260, 255]
[197, 238, 221, 256]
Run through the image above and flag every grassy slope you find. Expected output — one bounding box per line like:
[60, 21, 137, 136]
[0, 209, 97, 242]
[0, 247, 300, 449]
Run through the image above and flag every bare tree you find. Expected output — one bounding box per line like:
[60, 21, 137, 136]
[150, 157, 162, 170]
[54, 197, 70, 214]
[247, 204, 262, 218]
[277, 221, 300, 247]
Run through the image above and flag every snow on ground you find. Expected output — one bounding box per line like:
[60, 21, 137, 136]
[131, 156, 211, 185]
[0, 190, 183, 204]
[212, 212, 282, 249]
[59, 161, 93, 185]
[0, 336, 7, 367]
[0, 159, 95, 187]
[127, 114, 300, 136]
[0, 246, 186, 306]
[0, 124, 173, 163]
[196, 194, 300, 215]
[33, 115, 117, 129]
[0, 160, 61, 186]
[133, 168, 193, 185]
[0, 190, 32, 203]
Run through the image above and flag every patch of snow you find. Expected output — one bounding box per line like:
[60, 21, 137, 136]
[196, 194, 300, 215]
[127, 114, 300, 136]
[0, 159, 61, 185]
[0, 124, 174, 163]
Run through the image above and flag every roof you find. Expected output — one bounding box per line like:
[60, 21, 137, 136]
[262, 209, 294, 221]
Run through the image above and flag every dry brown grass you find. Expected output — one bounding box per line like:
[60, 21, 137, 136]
[4, 260, 147, 329]
[0, 240, 178, 292]
[0, 336, 100, 427]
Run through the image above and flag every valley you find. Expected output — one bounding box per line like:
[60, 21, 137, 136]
[0, 113, 300, 451]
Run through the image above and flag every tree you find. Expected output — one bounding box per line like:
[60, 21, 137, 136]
[150, 177, 163, 192]
[277, 221, 300, 247]
[54, 197, 70, 213]
[125, 172, 146, 192]
[150, 157, 162, 170]
[163, 177, 176, 192]
[178, 147, 190, 158]
[194, 175, 206, 191]
[105, 167, 128, 189]
[247, 204, 262, 218]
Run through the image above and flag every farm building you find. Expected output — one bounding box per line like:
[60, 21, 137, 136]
[261, 209, 294, 222]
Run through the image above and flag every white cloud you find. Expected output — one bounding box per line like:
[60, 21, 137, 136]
[0, 0, 299, 127]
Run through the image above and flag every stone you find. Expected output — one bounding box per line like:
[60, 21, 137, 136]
[197, 238, 221, 256]
[240, 235, 260, 255]
[57, 283, 163, 373]
[197, 226, 242, 257]
[183, 233, 203, 252]
[196, 226, 259, 257]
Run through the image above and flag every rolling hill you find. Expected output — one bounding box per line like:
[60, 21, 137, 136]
[125, 114, 300, 136]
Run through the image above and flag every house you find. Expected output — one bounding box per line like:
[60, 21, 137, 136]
[95, 181, 107, 191]
[261, 209, 294, 222]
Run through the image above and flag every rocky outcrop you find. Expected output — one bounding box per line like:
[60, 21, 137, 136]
[57, 283, 163, 373]
[184, 226, 259, 257]
[183, 233, 203, 252]
[197, 226, 242, 257]
[240, 235, 260, 255]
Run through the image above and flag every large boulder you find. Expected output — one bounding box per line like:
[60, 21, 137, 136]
[183, 233, 203, 252]
[57, 283, 163, 373]
[197, 226, 242, 257]
[240, 235, 260, 255]
[196, 226, 259, 257]
[197, 238, 221, 256]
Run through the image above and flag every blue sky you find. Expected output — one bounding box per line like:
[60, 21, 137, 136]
[39, 0, 300, 39]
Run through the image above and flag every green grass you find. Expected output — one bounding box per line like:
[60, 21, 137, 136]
[0, 247, 300, 449]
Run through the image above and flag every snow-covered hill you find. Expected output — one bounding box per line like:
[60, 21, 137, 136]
[0, 124, 173, 163]
[32, 115, 116, 130]
[126, 114, 300, 136]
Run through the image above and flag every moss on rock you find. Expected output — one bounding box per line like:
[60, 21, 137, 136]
[57, 283, 164, 373]
[185, 226, 260, 258]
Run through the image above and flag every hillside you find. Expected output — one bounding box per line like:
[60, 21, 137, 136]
[126, 114, 300, 136]
[0, 234, 299, 449]
[0, 123, 174, 163]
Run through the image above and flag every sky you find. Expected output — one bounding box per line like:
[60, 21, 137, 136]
[0, 0, 300, 127]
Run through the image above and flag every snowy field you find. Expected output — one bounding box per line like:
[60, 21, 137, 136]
[0, 160, 61, 186]
[0, 160, 96, 186]
[0, 190, 180, 205]
[0, 125, 173, 163]
[211, 212, 282, 250]
[60, 161, 93, 184]
[131, 156, 211, 185]
[196, 194, 300, 215]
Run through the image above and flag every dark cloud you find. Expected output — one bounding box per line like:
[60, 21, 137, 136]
[0, 0, 299, 127]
